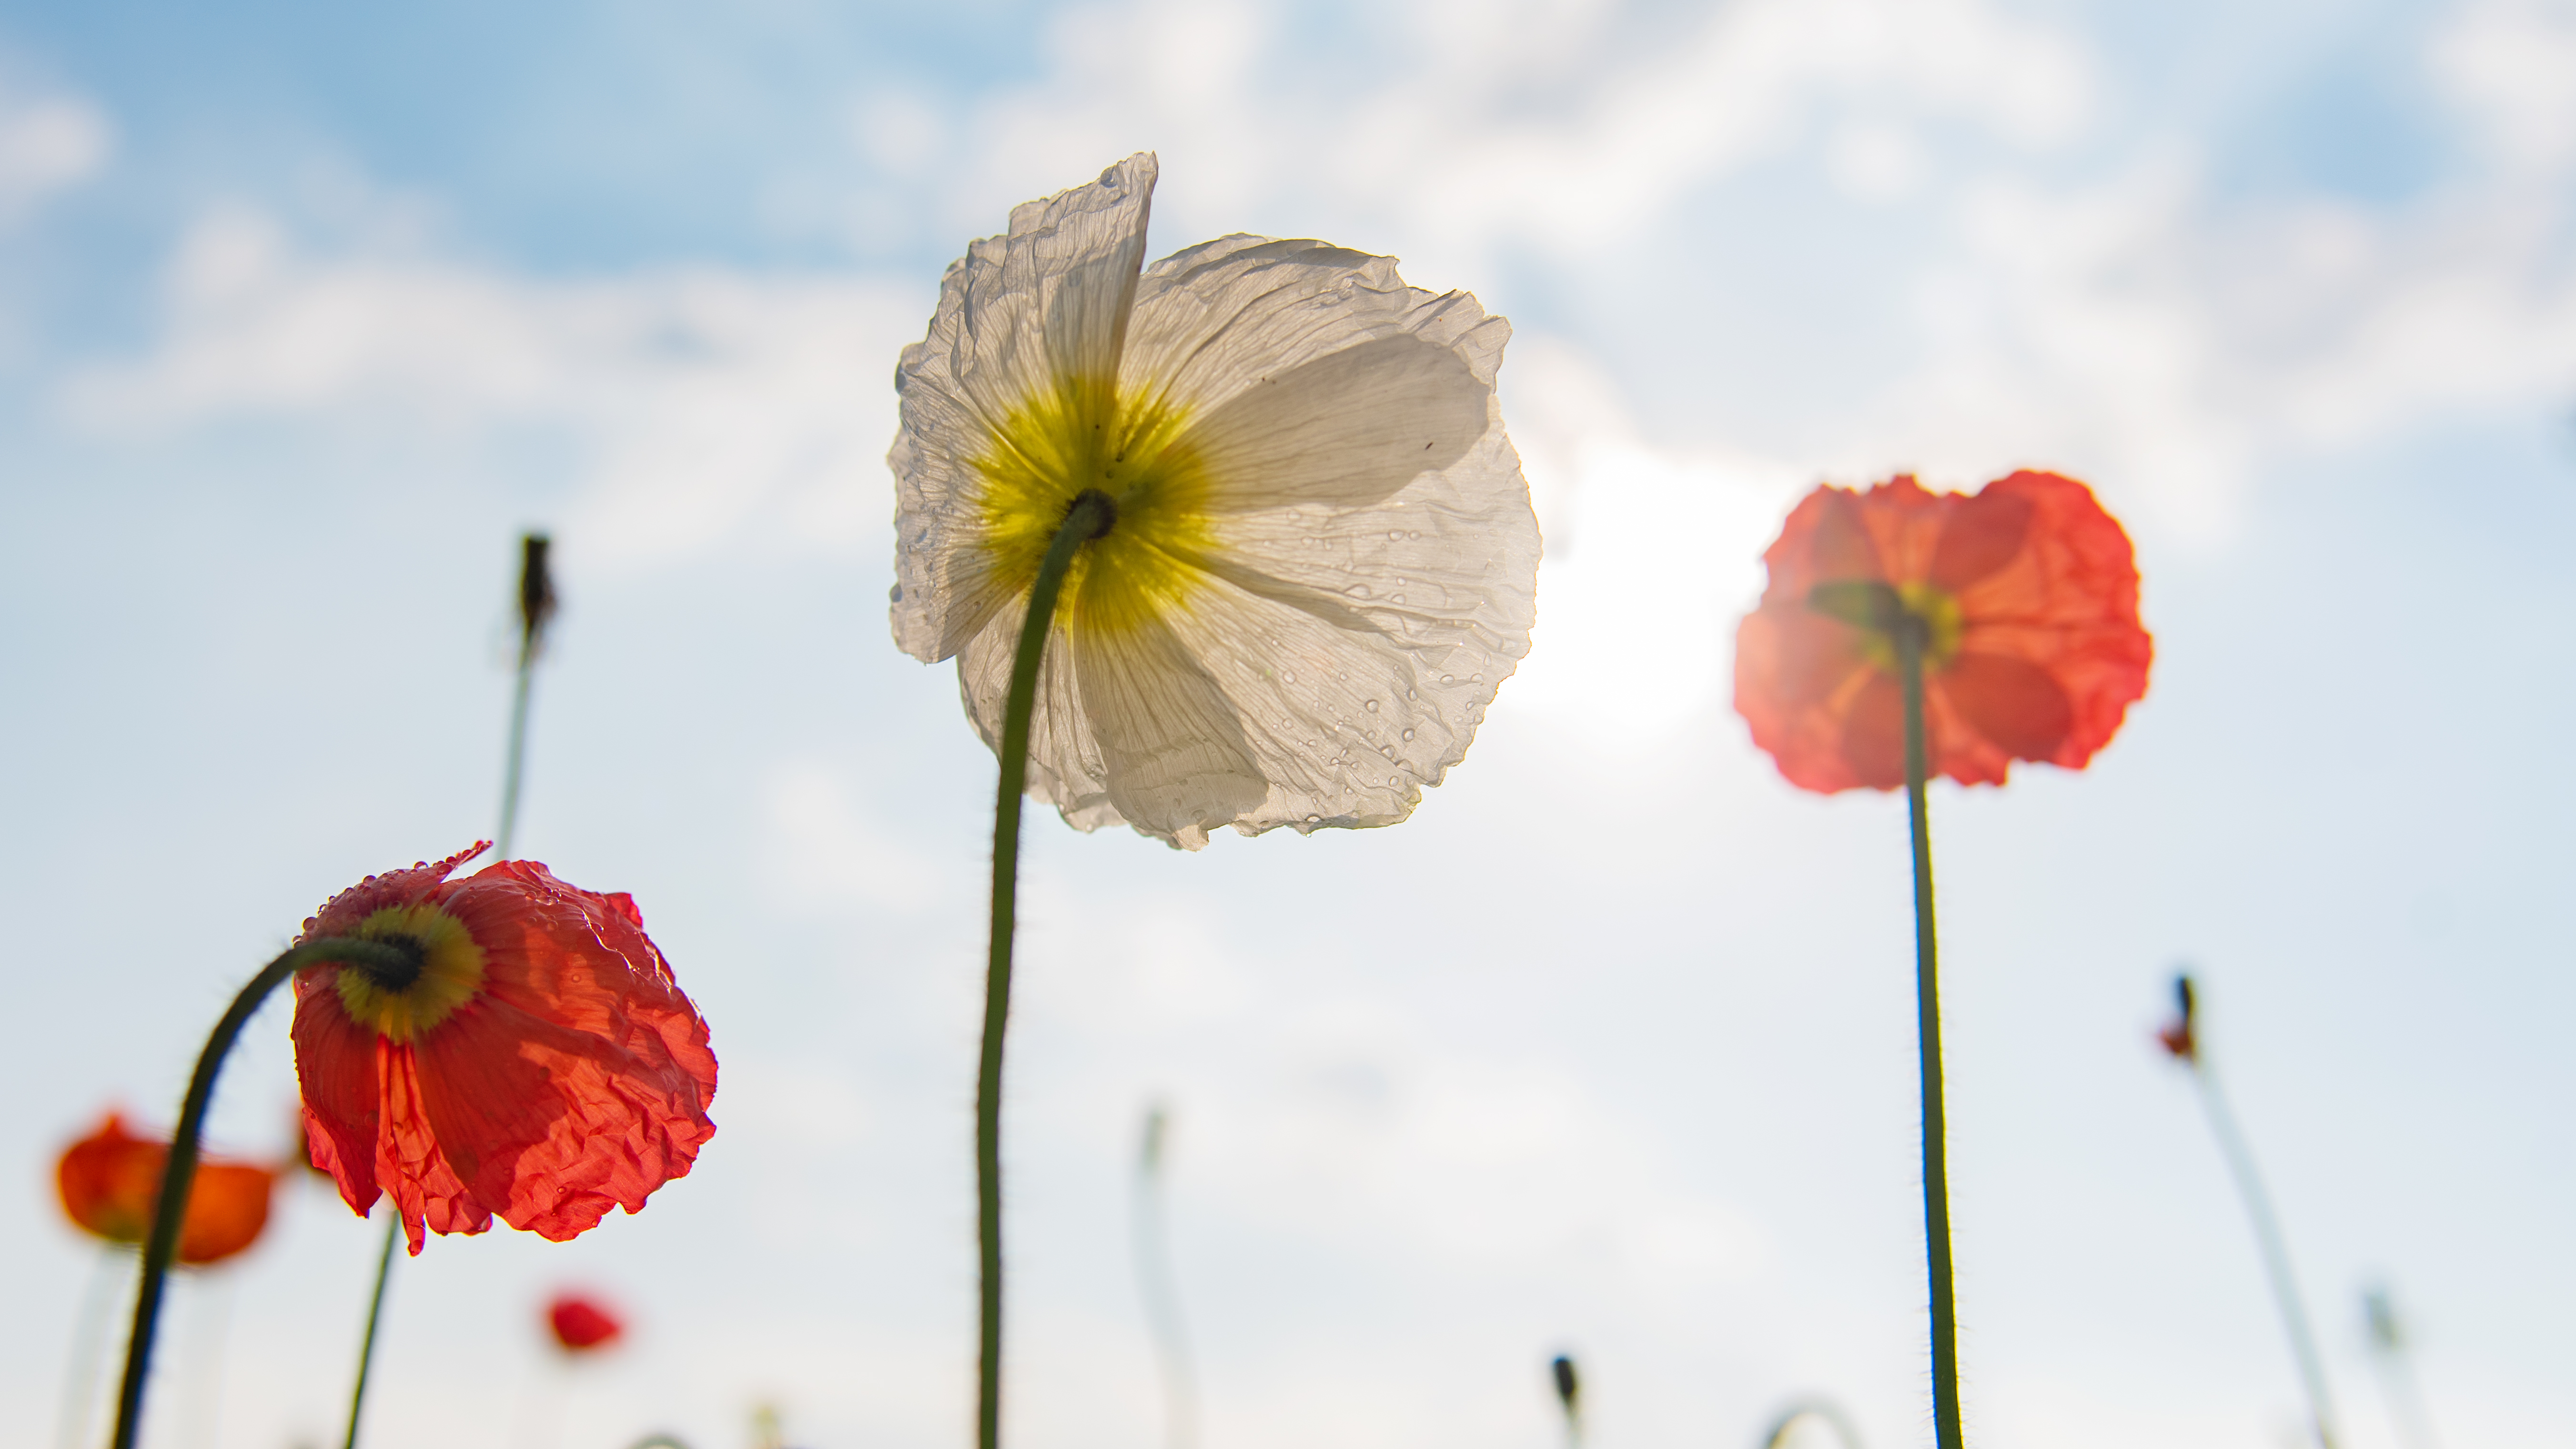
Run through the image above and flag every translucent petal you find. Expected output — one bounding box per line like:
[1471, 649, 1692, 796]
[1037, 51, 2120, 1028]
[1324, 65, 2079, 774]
[891, 153, 1159, 664]
[904, 171, 1539, 846]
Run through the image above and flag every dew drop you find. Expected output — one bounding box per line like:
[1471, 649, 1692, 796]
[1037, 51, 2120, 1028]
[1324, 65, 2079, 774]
[1390, 594, 1404, 604]
[1283, 671, 1297, 684]
[1305, 814, 1322, 825]
[1345, 584, 1371, 599]
[1363, 699, 1379, 713]
[1401, 728, 1415, 741]
[1439, 674, 1454, 684]
[1470, 673, 1484, 683]
[1380, 745, 1396, 759]
[1389, 530, 1404, 541]
[1408, 530, 1421, 540]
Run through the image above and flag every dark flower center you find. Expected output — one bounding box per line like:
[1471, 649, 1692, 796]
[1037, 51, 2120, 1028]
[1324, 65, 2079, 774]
[352, 933, 430, 993]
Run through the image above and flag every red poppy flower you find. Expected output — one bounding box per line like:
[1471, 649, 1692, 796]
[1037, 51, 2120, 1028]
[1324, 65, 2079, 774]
[1734, 471, 2152, 792]
[546, 1291, 625, 1352]
[290, 845, 717, 1255]
[56, 1113, 278, 1266]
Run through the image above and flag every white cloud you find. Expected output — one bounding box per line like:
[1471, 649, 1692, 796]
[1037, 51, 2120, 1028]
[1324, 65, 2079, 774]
[61, 203, 924, 568]
[962, 0, 2093, 266]
[2437, 0, 2576, 175]
[759, 757, 950, 913]
[0, 80, 107, 227]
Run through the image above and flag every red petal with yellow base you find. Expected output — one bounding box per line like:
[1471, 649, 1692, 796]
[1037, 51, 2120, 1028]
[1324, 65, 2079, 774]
[1734, 471, 2152, 793]
[290, 849, 717, 1254]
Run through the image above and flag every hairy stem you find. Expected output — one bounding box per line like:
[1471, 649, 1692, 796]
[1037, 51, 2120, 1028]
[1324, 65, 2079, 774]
[1895, 613, 1963, 1449]
[110, 936, 418, 1449]
[979, 489, 1114, 1449]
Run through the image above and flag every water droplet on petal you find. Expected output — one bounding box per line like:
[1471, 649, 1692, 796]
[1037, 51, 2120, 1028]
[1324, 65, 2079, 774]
[1305, 814, 1322, 825]
[1389, 530, 1404, 541]
[1401, 728, 1415, 741]
[1380, 745, 1396, 759]
[1439, 674, 1454, 684]
[1363, 699, 1379, 713]
[1345, 584, 1371, 599]
[1405, 688, 1418, 701]
[1390, 594, 1404, 604]
[1283, 671, 1296, 684]
[1408, 530, 1421, 540]
[1470, 673, 1484, 683]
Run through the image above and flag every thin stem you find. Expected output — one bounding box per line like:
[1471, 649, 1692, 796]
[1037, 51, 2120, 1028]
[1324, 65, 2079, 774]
[2194, 1063, 2339, 1448]
[497, 639, 538, 862]
[1758, 1399, 1867, 1449]
[1134, 1106, 1198, 1449]
[110, 936, 419, 1449]
[1893, 614, 1963, 1449]
[340, 1210, 402, 1449]
[57, 1245, 127, 1449]
[980, 489, 1115, 1449]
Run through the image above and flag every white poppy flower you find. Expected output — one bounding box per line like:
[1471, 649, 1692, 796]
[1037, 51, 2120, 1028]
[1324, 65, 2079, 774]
[889, 153, 1540, 849]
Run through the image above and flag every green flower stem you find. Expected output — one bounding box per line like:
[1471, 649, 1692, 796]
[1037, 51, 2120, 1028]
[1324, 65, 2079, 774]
[980, 488, 1115, 1449]
[1893, 609, 1963, 1449]
[341, 1211, 402, 1449]
[111, 935, 419, 1449]
[2194, 1059, 2340, 1448]
[1134, 1106, 1198, 1449]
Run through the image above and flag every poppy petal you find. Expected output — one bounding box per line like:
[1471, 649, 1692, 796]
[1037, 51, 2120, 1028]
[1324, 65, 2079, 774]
[290, 972, 385, 1219]
[1942, 650, 2076, 761]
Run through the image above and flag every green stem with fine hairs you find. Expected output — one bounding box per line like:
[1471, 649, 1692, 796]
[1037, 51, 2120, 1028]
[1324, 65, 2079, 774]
[980, 489, 1115, 1449]
[110, 936, 421, 1449]
[340, 1211, 401, 1449]
[2195, 1060, 2340, 1448]
[1894, 608, 1964, 1449]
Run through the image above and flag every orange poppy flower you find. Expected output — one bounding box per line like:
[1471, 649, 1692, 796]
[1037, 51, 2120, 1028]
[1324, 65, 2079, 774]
[1734, 471, 2152, 792]
[56, 1113, 278, 1266]
[290, 845, 717, 1255]
[546, 1291, 625, 1352]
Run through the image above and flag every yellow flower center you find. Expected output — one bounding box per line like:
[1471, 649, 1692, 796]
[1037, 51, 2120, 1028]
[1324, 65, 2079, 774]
[972, 375, 1218, 635]
[333, 903, 486, 1043]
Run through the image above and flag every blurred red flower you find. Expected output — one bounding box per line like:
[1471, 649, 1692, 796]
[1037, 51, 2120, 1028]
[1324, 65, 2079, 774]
[1734, 471, 2152, 792]
[56, 1113, 278, 1266]
[546, 1291, 625, 1353]
[290, 845, 718, 1255]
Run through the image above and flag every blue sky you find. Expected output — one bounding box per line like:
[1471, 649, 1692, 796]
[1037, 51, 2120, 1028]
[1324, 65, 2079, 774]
[3, 1, 2574, 1447]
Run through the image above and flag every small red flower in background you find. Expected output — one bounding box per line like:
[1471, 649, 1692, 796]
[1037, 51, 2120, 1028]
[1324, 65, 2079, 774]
[1734, 471, 2152, 792]
[290, 845, 717, 1255]
[546, 1291, 625, 1353]
[56, 1113, 278, 1266]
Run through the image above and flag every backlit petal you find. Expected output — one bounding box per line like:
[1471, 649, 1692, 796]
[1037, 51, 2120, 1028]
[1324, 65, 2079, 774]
[892, 154, 1159, 664]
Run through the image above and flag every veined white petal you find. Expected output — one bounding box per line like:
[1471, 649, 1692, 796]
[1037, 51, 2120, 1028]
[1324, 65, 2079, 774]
[894, 163, 1539, 846]
[1070, 615, 1267, 849]
[890, 153, 1158, 664]
[1123, 237, 1508, 415]
[955, 607, 1127, 835]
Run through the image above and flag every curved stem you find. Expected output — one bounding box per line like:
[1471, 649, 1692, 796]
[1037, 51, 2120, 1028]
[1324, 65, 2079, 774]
[340, 1211, 402, 1449]
[109, 936, 418, 1449]
[1894, 614, 1963, 1449]
[1758, 1399, 1867, 1449]
[2196, 1063, 2340, 1448]
[980, 489, 1115, 1449]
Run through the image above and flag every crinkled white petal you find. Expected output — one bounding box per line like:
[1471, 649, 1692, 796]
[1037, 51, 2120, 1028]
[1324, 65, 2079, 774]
[890, 152, 1157, 663]
[899, 163, 1540, 849]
